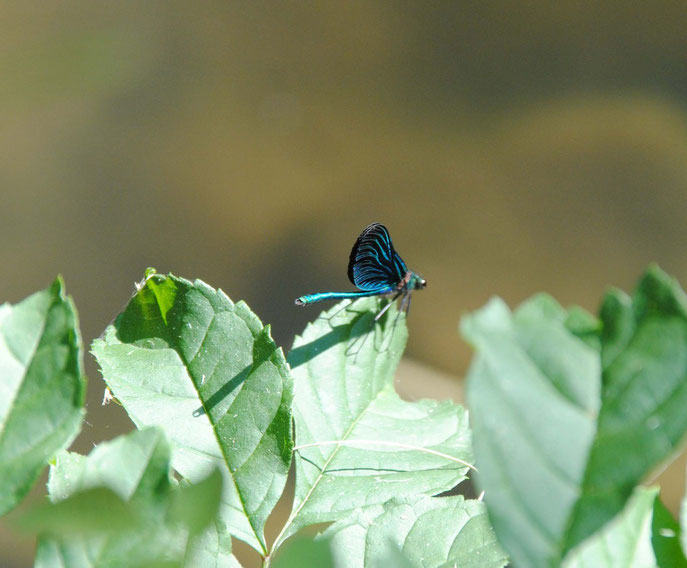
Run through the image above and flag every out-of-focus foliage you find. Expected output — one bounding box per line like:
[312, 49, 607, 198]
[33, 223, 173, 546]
[463, 266, 687, 567]
[0, 279, 85, 517]
[24, 428, 233, 568]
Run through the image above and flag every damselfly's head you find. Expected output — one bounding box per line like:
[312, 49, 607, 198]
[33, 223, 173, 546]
[409, 272, 427, 291]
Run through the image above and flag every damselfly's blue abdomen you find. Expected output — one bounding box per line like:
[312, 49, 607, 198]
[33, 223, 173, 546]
[294, 223, 426, 313]
[295, 289, 386, 306]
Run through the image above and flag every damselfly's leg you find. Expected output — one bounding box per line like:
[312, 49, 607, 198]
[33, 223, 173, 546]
[374, 290, 403, 322]
[345, 294, 395, 359]
[346, 290, 406, 359]
[378, 291, 410, 352]
[402, 291, 412, 315]
[344, 308, 377, 359]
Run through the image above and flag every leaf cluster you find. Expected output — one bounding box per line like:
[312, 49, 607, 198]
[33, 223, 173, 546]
[1, 266, 687, 567]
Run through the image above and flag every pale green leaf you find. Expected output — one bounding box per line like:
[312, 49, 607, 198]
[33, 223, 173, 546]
[18, 487, 140, 537]
[185, 518, 242, 568]
[276, 298, 472, 548]
[271, 537, 336, 568]
[683, 471, 687, 559]
[322, 494, 508, 568]
[462, 294, 598, 567]
[563, 487, 658, 568]
[0, 278, 85, 516]
[463, 266, 687, 567]
[29, 427, 235, 568]
[568, 267, 687, 547]
[92, 271, 293, 554]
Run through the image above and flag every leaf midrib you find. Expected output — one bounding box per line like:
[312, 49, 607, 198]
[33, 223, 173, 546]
[141, 285, 269, 555]
[175, 308, 267, 554]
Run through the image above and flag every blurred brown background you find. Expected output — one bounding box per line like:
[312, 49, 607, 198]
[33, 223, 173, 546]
[2, 2, 687, 566]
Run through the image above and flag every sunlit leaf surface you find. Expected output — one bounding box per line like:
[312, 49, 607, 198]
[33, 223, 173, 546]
[278, 298, 472, 548]
[0, 278, 85, 516]
[92, 271, 292, 554]
[323, 494, 508, 568]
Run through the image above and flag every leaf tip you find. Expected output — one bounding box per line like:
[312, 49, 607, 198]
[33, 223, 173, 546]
[51, 275, 67, 297]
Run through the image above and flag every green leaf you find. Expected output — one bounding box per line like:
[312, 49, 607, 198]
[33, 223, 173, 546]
[275, 298, 472, 549]
[169, 469, 223, 535]
[463, 266, 687, 567]
[372, 546, 417, 568]
[17, 487, 140, 536]
[92, 271, 293, 554]
[270, 535, 417, 568]
[651, 495, 686, 567]
[26, 427, 234, 568]
[462, 294, 599, 567]
[271, 537, 336, 568]
[46, 425, 172, 505]
[174, 477, 241, 568]
[0, 277, 85, 516]
[322, 494, 508, 568]
[569, 267, 687, 547]
[185, 518, 242, 568]
[681, 460, 687, 560]
[562, 487, 658, 568]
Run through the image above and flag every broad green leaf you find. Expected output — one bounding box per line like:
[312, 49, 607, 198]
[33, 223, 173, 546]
[0, 277, 85, 516]
[270, 534, 415, 568]
[18, 487, 140, 536]
[568, 267, 687, 548]
[462, 294, 599, 567]
[683, 466, 687, 559]
[372, 546, 417, 568]
[322, 494, 508, 568]
[169, 469, 223, 535]
[92, 271, 293, 554]
[45, 426, 171, 504]
[463, 266, 687, 567]
[185, 518, 242, 568]
[271, 537, 336, 568]
[176, 475, 241, 568]
[275, 298, 472, 549]
[562, 487, 658, 568]
[651, 495, 686, 567]
[28, 427, 233, 568]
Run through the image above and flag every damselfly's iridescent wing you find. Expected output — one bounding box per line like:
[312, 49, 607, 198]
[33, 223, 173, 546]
[347, 223, 407, 293]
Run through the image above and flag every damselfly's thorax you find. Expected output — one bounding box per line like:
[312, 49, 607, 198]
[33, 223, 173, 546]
[395, 270, 426, 294]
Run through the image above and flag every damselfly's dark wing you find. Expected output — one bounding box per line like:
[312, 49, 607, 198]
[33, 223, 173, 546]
[347, 223, 407, 292]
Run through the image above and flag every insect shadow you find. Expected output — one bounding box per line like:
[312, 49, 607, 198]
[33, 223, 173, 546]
[288, 316, 369, 370]
[192, 364, 251, 418]
[343, 305, 402, 360]
[290, 300, 402, 368]
[193, 331, 277, 417]
[194, 303, 400, 419]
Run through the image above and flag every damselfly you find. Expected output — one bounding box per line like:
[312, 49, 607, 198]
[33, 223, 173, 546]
[295, 222, 426, 321]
